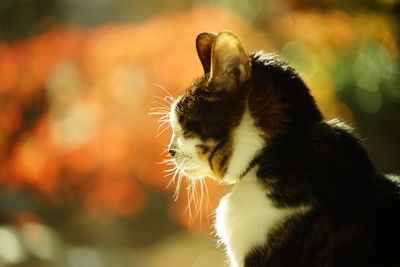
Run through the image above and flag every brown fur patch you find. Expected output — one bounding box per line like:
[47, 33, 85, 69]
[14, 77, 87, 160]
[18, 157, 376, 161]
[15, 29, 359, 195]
[175, 76, 247, 141]
[249, 86, 289, 138]
[209, 138, 232, 179]
[194, 139, 232, 179]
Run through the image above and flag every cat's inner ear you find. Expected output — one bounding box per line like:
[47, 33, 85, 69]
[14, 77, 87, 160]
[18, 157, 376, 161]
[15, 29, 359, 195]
[208, 31, 251, 91]
[196, 32, 217, 74]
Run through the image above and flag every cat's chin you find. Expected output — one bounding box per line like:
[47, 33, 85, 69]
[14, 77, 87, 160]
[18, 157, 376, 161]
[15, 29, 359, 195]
[175, 160, 238, 184]
[179, 168, 208, 180]
[181, 169, 231, 184]
[182, 169, 240, 185]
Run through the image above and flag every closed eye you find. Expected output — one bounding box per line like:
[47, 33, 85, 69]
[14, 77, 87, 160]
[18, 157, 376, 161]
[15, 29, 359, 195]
[186, 120, 202, 134]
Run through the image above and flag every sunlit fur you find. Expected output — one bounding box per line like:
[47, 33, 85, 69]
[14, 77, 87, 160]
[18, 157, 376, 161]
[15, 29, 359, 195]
[170, 102, 214, 179]
[162, 32, 400, 267]
[216, 168, 310, 267]
[222, 106, 265, 184]
[168, 94, 311, 267]
[150, 85, 210, 224]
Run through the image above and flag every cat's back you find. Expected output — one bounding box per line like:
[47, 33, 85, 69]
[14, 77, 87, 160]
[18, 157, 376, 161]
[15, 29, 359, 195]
[251, 120, 400, 267]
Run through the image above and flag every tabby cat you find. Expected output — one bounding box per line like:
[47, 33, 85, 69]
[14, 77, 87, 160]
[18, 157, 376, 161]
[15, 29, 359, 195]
[166, 31, 400, 267]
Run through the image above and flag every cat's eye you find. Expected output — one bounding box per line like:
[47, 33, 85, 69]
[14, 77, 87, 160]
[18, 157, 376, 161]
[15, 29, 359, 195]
[186, 120, 202, 133]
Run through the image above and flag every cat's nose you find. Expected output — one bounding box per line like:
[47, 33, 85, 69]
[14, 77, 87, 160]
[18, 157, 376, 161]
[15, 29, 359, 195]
[168, 136, 177, 157]
[168, 148, 176, 157]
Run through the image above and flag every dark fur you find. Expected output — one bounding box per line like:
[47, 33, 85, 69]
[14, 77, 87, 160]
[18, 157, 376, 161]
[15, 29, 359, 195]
[176, 74, 247, 140]
[247, 53, 400, 266]
[247, 121, 400, 267]
[174, 43, 400, 266]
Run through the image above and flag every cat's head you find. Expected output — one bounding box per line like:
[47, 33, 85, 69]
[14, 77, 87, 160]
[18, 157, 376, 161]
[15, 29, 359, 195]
[168, 31, 322, 184]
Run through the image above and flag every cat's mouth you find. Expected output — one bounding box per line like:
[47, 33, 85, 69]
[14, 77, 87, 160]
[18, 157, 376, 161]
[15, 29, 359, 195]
[174, 156, 210, 179]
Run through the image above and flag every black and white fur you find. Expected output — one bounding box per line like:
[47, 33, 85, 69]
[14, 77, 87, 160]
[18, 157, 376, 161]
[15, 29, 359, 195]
[166, 31, 400, 267]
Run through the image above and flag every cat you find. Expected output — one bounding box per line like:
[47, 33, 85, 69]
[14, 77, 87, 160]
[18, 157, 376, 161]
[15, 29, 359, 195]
[166, 31, 400, 267]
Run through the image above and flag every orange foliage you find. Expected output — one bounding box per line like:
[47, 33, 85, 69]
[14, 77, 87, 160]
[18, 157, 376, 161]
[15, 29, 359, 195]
[0, 6, 270, 227]
[0, 5, 396, 229]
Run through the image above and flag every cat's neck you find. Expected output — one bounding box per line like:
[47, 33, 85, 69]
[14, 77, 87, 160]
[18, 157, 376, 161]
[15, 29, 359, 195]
[255, 120, 379, 209]
[222, 107, 266, 184]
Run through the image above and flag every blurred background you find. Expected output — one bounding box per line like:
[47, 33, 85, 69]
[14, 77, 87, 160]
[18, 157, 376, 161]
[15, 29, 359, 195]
[0, 0, 399, 266]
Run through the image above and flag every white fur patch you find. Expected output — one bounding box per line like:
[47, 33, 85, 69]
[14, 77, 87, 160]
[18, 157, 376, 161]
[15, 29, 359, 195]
[223, 107, 266, 184]
[386, 173, 400, 186]
[169, 103, 213, 178]
[215, 168, 308, 267]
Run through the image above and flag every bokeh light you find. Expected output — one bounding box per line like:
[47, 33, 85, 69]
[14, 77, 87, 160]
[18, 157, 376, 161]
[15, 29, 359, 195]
[0, 0, 399, 266]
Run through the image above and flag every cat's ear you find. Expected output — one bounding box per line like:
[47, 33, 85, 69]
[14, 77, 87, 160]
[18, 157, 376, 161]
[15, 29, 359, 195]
[208, 31, 251, 91]
[196, 32, 217, 74]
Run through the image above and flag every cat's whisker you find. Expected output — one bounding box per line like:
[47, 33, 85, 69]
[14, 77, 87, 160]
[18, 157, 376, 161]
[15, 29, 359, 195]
[156, 112, 170, 117]
[149, 105, 170, 112]
[160, 96, 174, 106]
[150, 101, 172, 111]
[191, 180, 198, 226]
[157, 115, 170, 119]
[163, 163, 178, 171]
[203, 178, 210, 216]
[151, 97, 172, 105]
[157, 115, 170, 121]
[167, 168, 180, 189]
[157, 120, 169, 130]
[149, 110, 169, 115]
[149, 105, 170, 111]
[156, 125, 171, 137]
[164, 171, 178, 178]
[184, 178, 204, 227]
[154, 83, 174, 99]
[171, 158, 186, 201]
[156, 121, 170, 135]
[152, 95, 172, 102]
[198, 178, 205, 218]
[156, 128, 169, 138]
[173, 172, 184, 201]
[198, 178, 207, 227]
[163, 166, 178, 173]
[156, 160, 173, 165]
[160, 150, 169, 156]
[158, 121, 170, 127]
[193, 179, 203, 223]
[156, 157, 174, 165]
[157, 116, 170, 123]
[185, 181, 194, 226]
[186, 180, 196, 213]
[149, 108, 170, 115]
[149, 111, 170, 116]
[148, 105, 170, 114]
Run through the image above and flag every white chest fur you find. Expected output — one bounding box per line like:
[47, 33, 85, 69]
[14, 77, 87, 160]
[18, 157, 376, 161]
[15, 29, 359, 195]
[215, 169, 299, 267]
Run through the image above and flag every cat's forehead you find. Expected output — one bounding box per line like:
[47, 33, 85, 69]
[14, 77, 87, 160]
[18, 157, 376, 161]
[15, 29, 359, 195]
[174, 77, 213, 117]
[170, 101, 182, 132]
[170, 78, 246, 140]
